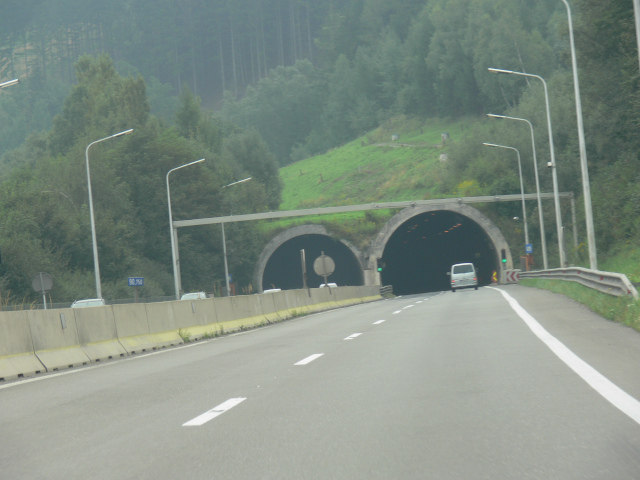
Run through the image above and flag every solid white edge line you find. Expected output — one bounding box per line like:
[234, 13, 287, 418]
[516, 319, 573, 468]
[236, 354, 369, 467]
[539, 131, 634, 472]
[491, 286, 640, 426]
[183, 397, 246, 426]
[294, 353, 324, 365]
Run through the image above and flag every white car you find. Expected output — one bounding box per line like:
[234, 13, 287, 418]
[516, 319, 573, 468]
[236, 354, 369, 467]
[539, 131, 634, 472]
[262, 288, 282, 294]
[180, 292, 208, 300]
[71, 298, 106, 308]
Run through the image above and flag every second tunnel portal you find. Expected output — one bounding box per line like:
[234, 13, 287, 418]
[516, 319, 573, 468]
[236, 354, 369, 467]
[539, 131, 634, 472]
[370, 204, 511, 294]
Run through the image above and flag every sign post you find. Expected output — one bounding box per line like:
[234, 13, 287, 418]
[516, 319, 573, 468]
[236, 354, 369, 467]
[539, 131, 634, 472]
[128, 277, 144, 303]
[300, 249, 308, 289]
[313, 251, 336, 287]
[32, 272, 53, 310]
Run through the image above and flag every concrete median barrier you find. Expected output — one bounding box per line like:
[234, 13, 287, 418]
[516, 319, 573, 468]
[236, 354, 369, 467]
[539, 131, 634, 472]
[0, 311, 46, 381]
[112, 303, 176, 354]
[258, 293, 281, 322]
[145, 302, 177, 333]
[285, 289, 312, 316]
[74, 306, 127, 362]
[28, 309, 90, 372]
[214, 295, 272, 332]
[308, 287, 340, 312]
[1, 287, 384, 377]
[171, 298, 217, 329]
[170, 298, 219, 340]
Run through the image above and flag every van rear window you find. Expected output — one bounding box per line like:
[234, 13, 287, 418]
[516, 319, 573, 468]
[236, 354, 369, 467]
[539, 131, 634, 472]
[453, 264, 474, 273]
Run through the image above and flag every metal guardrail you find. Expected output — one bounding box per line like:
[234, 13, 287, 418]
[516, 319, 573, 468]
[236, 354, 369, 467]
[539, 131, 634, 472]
[519, 267, 639, 300]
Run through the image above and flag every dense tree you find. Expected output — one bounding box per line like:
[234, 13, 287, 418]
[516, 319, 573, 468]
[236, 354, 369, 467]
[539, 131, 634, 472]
[0, 54, 281, 302]
[0, 0, 639, 290]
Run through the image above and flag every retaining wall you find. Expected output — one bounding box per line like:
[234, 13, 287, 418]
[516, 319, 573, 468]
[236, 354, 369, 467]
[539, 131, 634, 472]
[0, 286, 382, 382]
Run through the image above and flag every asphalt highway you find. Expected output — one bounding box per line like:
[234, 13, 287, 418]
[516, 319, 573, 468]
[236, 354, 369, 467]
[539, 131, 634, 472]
[1, 285, 639, 479]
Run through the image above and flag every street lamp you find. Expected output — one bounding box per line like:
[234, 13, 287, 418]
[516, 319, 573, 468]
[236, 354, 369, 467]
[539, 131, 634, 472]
[85, 129, 134, 299]
[166, 158, 206, 300]
[220, 177, 252, 296]
[635, 0, 640, 72]
[488, 67, 566, 267]
[483, 143, 530, 251]
[487, 113, 548, 269]
[0, 79, 19, 89]
[560, 0, 597, 270]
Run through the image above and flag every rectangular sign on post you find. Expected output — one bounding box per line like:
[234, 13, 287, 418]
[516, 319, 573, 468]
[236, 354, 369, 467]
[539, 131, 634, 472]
[525, 244, 533, 254]
[128, 277, 144, 287]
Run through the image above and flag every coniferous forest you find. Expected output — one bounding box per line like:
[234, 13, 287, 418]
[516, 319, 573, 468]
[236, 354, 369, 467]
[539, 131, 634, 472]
[0, 0, 638, 302]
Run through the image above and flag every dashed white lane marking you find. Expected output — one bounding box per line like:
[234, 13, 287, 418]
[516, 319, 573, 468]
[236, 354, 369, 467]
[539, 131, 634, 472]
[344, 333, 363, 340]
[392, 310, 402, 314]
[492, 287, 640, 426]
[402, 305, 414, 310]
[183, 397, 246, 426]
[295, 353, 324, 365]
[373, 320, 386, 325]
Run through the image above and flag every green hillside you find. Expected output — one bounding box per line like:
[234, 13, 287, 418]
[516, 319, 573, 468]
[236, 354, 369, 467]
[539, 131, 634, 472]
[279, 116, 466, 211]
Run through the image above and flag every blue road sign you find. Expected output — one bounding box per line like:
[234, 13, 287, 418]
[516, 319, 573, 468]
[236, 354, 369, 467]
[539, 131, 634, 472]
[525, 244, 533, 254]
[128, 277, 144, 287]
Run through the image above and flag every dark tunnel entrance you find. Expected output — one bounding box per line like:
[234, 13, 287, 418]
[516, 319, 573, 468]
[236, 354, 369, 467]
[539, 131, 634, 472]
[379, 211, 498, 295]
[262, 234, 364, 290]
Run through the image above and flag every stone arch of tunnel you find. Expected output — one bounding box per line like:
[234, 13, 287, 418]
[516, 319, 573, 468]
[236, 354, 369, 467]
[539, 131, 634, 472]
[368, 203, 513, 294]
[254, 224, 365, 292]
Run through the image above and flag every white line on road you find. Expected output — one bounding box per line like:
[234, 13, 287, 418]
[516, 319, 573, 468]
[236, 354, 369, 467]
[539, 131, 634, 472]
[294, 353, 324, 365]
[183, 397, 246, 426]
[344, 333, 363, 340]
[402, 305, 415, 310]
[373, 320, 386, 325]
[392, 310, 402, 314]
[493, 287, 640, 426]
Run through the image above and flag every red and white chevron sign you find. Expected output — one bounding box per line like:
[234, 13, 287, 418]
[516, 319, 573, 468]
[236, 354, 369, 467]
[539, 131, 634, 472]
[505, 270, 520, 283]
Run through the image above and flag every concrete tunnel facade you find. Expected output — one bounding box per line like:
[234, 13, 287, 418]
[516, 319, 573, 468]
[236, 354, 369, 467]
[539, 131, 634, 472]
[253, 204, 513, 295]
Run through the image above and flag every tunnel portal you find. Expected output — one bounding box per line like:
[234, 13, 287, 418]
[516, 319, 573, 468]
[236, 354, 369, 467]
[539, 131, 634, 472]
[258, 226, 364, 292]
[377, 210, 498, 294]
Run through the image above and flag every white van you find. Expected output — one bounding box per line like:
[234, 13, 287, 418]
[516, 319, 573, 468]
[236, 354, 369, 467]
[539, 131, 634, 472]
[448, 263, 478, 292]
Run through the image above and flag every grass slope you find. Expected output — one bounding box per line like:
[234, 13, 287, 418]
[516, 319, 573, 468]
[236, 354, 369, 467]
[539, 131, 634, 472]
[279, 116, 467, 210]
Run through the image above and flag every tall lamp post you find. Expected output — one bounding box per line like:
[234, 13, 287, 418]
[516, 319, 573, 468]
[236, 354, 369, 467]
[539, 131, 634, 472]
[483, 143, 530, 252]
[0, 79, 19, 89]
[85, 129, 133, 299]
[560, 0, 597, 270]
[220, 177, 252, 296]
[488, 68, 566, 267]
[487, 113, 548, 269]
[635, 0, 640, 72]
[166, 158, 206, 300]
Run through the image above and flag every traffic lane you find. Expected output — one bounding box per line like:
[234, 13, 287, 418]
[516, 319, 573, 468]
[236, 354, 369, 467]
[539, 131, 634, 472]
[3, 289, 639, 479]
[498, 284, 640, 401]
[171, 288, 640, 479]
[0, 298, 421, 479]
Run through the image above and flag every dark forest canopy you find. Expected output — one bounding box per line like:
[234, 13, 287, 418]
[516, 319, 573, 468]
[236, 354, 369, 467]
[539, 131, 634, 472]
[1, 0, 567, 164]
[0, 0, 639, 302]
